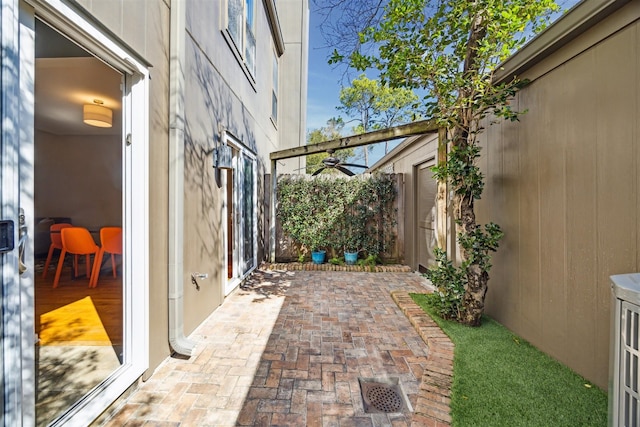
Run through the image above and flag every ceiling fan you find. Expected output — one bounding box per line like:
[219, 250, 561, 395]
[312, 149, 367, 176]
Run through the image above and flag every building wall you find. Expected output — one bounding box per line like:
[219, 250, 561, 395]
[476, 1, 640, 389]
[182, 1, 305, 333]
[277, 0, 309, 174]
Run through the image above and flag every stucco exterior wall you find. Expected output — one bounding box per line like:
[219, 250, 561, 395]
[476, 1, 640, 389]
[277, 0, 309, 174]
[181, 1, 300, 334]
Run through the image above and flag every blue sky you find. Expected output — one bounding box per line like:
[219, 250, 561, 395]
[305, 10, 399, 166]
[305, 13, 344, 132]
[304, 0, 582, 165]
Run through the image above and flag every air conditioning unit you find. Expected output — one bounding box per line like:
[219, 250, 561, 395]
[610, 273, 640, 427]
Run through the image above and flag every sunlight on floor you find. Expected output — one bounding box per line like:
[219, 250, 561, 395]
[39, 296, 112, 345]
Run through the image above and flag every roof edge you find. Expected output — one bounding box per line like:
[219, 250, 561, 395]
[494, 0, 630, 83]
[367, 134, 433, 171]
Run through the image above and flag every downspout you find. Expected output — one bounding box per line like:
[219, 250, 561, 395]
[270, 159, 277, 262]
[168, 0, 196, 356]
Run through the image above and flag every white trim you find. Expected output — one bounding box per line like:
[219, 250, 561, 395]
[26, 0, 150, 73]
[17, 3, 36, 425]
[271, 48, 278, 125]
[1, 1, 37, 424]
[1, 2, 22, 420]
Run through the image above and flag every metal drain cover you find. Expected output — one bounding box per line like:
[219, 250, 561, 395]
[358, 377, 412, 414]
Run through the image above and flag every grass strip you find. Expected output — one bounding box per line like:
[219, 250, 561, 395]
[410, 293, 608, 427]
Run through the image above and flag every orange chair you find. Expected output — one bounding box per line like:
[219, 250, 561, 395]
[42, 223, 74, 279]
[90, 227, 122, 288]
[53, 227, 100, 289]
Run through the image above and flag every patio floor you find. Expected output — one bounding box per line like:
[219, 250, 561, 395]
[99, 267, 452, 426]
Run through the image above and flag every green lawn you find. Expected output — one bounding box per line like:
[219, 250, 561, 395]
[410, 293, 608, 427]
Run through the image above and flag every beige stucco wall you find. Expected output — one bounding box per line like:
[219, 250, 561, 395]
[277, 0, 309, 174]
[182, 1, 300, 333]
[476, 2, 640, 389]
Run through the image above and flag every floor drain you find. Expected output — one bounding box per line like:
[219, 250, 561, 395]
[358, 377, 412, 414]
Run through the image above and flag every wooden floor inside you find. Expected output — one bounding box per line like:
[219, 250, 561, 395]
[35, 259, 123, 426]
[36, 261, 123, 346]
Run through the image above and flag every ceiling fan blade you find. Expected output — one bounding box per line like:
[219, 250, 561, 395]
[335, 166, 355, 176]
[311, 167, 326, 176]
[341, 163, 368, 169]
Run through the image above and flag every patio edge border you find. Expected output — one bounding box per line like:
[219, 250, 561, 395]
[391, 291, 453, 427]
[264, 262, 412, 272]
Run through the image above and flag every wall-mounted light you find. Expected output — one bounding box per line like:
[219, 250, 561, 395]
[83, 99, 112, 128]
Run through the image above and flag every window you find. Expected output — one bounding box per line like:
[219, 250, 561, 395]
[271, 50, 278, 122]
[227, 0, 256, 76]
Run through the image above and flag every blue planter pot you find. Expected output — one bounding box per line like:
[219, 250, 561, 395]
[311, 250, 326, 264]
[344, 251, 358, 265]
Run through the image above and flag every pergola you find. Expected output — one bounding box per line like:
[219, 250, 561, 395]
[268, 118, 444, 262]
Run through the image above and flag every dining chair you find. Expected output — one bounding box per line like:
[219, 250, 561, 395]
[90, 226, 122, 288]
[42, 223, 74, 279]
[52, 227, 100, 289]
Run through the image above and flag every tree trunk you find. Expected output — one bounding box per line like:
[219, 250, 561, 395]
[455, 192, 487, 326]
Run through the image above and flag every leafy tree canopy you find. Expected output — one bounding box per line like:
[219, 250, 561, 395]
[336, 0, 558, 131]
[338, 74, 418, 131]
[337, 74, 419, 163]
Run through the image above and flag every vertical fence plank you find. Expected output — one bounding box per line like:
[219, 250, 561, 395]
[396, 173, 405, 264]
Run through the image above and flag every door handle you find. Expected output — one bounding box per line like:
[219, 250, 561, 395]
[18, 208, 27, 274]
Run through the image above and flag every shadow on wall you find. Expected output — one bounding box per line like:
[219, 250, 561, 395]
[183, 42, 264, 268]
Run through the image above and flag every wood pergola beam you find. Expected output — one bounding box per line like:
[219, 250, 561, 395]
[270, 118, 439, 161]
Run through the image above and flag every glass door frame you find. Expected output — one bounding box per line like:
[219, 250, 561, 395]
[1, 1, 36, 424]
[222, 131, 257, 295]
[2, 0, 151, 424]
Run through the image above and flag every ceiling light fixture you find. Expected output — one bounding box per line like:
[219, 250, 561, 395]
[83, 99, 112, 128]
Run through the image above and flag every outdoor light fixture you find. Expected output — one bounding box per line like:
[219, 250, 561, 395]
[83, 99, 112, 128]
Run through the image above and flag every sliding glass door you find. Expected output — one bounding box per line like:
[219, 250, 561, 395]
[224, 133, 257, 295]
[1, 1, 149, 424]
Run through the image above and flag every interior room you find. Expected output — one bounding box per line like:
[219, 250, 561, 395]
[33, 20, 124, 426]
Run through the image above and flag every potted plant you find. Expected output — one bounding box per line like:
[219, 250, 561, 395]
[299, 221, 328, 264]
[343, 247, 359, 265]
[341, 209, 364, 265]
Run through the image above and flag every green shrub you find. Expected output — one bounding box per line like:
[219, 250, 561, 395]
[277, 174, 397, 259]
[423, 248, 466, 320]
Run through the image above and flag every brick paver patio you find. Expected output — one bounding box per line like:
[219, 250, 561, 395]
[100, 267, 452, 426]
